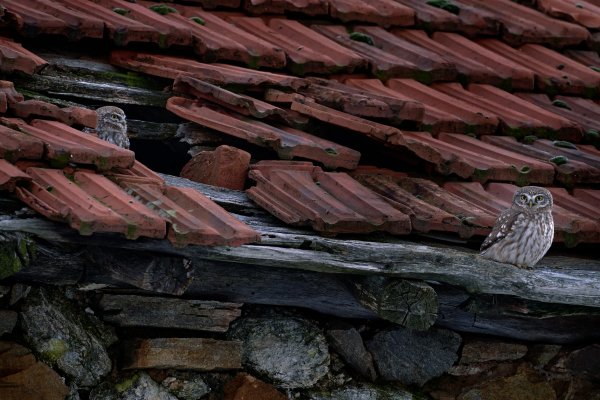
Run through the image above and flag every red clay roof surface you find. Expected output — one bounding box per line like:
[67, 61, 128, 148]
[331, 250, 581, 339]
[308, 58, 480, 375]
[1, 0, 600, 246]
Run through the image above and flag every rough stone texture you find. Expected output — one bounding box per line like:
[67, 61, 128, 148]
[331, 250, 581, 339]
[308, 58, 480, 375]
[160, 373, 211, 400]
[180, 145, 251, 190]
[326, 322, 377, 381]
[458, 365, 556, 400]
[307, 385, 415, 400]
[228, 316, 330, 388]
[122, 338, 242, 371]
[460, 340, 528, 364]
[0, 310, 17, 335]
[0, 341, 69, 400]
[90, 372, 179, 400]
[19, 287, 114, 387]
[9, 283, 31, 305]
[224, 373, 286, 400]
[527, 344, 562, 368]
[562, 344, 600, 380]
[366, 327, 462, 386]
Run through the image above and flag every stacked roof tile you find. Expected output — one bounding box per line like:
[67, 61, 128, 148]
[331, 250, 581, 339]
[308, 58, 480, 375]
[1, 0, 600, 247]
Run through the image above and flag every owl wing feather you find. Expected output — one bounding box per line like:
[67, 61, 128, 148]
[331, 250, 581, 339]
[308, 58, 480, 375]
[479, 208, 520, 253]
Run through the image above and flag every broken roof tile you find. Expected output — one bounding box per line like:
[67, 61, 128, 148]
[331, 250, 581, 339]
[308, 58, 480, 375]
[432, 82, 582, 140]
[424, 31, 535, 90]
[299, 77, 424, 121]
[0, 122, 45, 162]
[0, 158, 31, 191]
[386, 79, 499, 134]
[328, 0, 415, 26]
[481, 135, 600, 185]
[7, 118, 135, 170]
[9, 100, 97, 128]
[15, 167, 164, 238]
[0, 36, 47, 74]
[476, 39, 600, 97]
[123, 182, 261, 246]
[243, 0, 328, 15]
[4, 0, 105, 40]
[166, 97, 360, 170]
[345, 78, 465, 134]
[456, 0, 589, 47]
[110, 50, 306, 89]
[312, 24, 425, 80]
[247, 160, 411, 234]
[164, 4, 287, 68]
[227, 17, 365, 75]
[395, 0, 499, 35]
[536, 0, 600, 29]
[352, 27, 458, 83]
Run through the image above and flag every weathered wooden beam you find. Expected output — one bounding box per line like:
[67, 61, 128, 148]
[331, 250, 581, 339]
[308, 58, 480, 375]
[98, 294, 242, 332]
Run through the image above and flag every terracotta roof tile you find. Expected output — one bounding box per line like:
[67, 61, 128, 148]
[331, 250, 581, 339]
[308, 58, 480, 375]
[312, 24, 425, 80]
[432, 82, 582, 140]
[122, 182, 261, 246]
[564, 49, 600, 68]
[0, 158, 31, 191]
[425, 32, 535, 90]
[112, 160, 166, 187]
[0, 122, 45, 162]
[288, 98, 406, 144]
[6, 118, 135, 170]
[395, 0, 499, 35]
[166, 97, 360, 170]
[110, 50, 306, 89]
[402, 131, 551, 184]
[515, 93, 600, 135]
[4, 0, 104, 40]
[167, 5, 287, 68]
[299, 78, 424, 121]
[386, 79, 499, 134]
[0, 81, 24, 112]
[477, 39, 600, 97]
[328, 0, 415, 26]
[247, 160, 411, 234]
[0, 37, 47, 75]
[456, 0, 590, 47]
[185, 0, 240, 8]
[573, 188, 600, 205]
[481, 136, 600, 185]
[227, 17, 365, 74]
[530, 139, 600, 170]
[15, 168, 165, 238]
[352, 27, 458, 83]
[536, 0, 600, 29]
[243, 0, 328, 15]
[345, 78, 466, 134]
[9, 100, 97, 128]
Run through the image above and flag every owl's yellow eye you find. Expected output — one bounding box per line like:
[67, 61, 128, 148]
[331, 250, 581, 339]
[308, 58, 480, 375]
[535, 195, 544, 203]
[520, 194, 527, 202]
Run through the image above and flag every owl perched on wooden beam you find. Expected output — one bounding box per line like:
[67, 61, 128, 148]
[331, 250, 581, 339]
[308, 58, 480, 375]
[95, 106, 130, 149]
[480, 186, 554, 269]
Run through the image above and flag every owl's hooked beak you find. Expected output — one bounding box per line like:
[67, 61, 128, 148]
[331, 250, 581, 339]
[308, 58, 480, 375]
[527, 199, 535, 207]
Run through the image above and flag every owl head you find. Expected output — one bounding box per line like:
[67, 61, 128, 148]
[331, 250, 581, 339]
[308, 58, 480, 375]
[512, 186, 553, 212]
[95, 106, 129, 149]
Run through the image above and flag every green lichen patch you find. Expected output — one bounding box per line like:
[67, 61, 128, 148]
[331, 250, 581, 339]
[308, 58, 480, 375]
[523, 135, 538, 145]
[426, 0, 460, 14]
[551, 99, 571, 110]
[116, 373, 141, 393]
[349, 32, 374, 46]
[149, 4, 177, 15]
[40, 338, 69, 363]
[324, 147, 338, 156]
[112, 7, 130, 15]
[190, 16, 205, 25]
[553, 140, 578, 150]
[550, 155, 568, 166]
[586, 128, 599, 138]
[590, 65, 600, 73]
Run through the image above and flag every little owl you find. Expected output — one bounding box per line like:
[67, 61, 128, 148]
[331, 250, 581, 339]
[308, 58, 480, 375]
[95, 106, 130, 149]
[480, 186, 554, 268]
